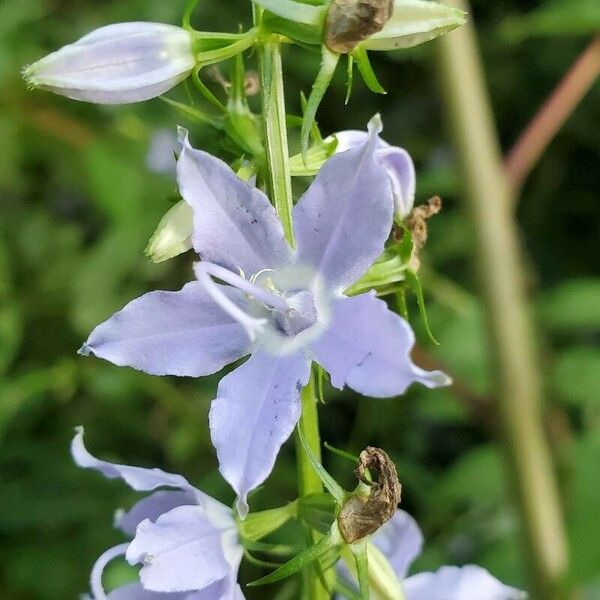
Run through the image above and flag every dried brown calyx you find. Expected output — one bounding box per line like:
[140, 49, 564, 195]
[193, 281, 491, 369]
[337, 446, 402, 544]
[395, 195, 442, 272]
[325, 0, 394, 54]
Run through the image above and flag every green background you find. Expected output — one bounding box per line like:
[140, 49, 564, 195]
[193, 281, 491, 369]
[0, 0, 599, 598]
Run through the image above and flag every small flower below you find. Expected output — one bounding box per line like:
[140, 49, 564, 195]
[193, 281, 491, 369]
[72, 427, 244, 600]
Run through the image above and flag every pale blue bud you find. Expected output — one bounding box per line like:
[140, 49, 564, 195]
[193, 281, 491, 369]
[23, 22, 195, 104]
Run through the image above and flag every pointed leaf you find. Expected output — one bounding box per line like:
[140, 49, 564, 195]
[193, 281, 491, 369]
[405, 269, 439, 345]
[353, 47, 386, 94]
[352, 541, 370, 600]
[301, 47, 340, 157]
[248, 527, 340, 586]
[297, 426, 345, 504]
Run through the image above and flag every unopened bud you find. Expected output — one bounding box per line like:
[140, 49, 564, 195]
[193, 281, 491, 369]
[338, 447, 401, 543]
[145, 200, 193, 263]
[325, 0, 394, 53]
[23, 22, 195, 104]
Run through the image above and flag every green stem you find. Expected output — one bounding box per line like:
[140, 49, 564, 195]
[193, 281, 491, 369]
[435, 3, 569, 598]
[255, 10, 327, 598]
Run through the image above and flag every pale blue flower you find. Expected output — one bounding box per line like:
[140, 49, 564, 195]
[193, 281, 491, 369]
[72, 428, 244, 600]
[23, 23, 195, 104]
[80, 116, 451, 516]
[340, 509, 527, 599]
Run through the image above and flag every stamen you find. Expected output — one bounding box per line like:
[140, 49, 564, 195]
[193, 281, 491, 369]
[195, 261, 290, 341]
[90, 543, 129, 600]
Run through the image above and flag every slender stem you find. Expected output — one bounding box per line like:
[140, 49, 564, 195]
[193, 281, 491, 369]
[259, 38, 296, 245]
[435, 3, 569, 598]
[505, 34, 600, 196]
[295, 371, 324, 496]
[255, 9, 326, 598]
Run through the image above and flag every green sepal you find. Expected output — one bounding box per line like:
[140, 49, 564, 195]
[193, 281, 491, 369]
[242, 538, 300, 557]
[351, 540, 370, 600]
[297, 426, 345, 504]
[324, 442, 359, 464]
[262, 13, 323, 46]
[352, 46, 386, 94]
[345, 54, 355, 105]
[298, 493, 337, 534]
[396, 224, 414, 264]
[300, 91, 323, 144]
[239, 500, 298, 542]
[345, 250, 407, 296]
[194, 29, 258, 67]
[191, 68, 226, 112]
[183, 0, 200, 30]
[159, 96, 222, 128]
[248, 523, 342, 587]
[335, 578, 363, 600]
[289, 136, 337, 176]
[405, 269, 439, 345]
[301, 47, 340, 158]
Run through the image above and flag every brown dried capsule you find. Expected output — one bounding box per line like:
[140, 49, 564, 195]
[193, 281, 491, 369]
[337, 446, 402, 544]
[325, 0, 394, 54]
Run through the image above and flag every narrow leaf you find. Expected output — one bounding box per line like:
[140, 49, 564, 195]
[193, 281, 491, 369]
[353, 47, 386, 94]
[159, 96, 221, 128]
[297, 426, 345, 505]
[405, 269, 439, 345]
[345, 54, 355, 105]
[248, 528, 339, 586]
[352, 541, 370, 600]
[301, 47, 340, 157]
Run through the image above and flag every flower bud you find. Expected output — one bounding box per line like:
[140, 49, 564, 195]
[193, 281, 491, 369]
[145, 200, 193, 263]
[23, 22, 196, 104]
[363, 0, 467, 50]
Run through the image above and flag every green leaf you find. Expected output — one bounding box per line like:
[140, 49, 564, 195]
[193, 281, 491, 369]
[405, 269, 439, 345]
[552, 346, 600, 408]
[352, 47, 386, 95]
[500, 0, 600, 42]
[297, 427, 346, 505]
[537, 278, 600, 332]
[301, 47, 340, 157]
[160, 96, 221, 128]
[248, 526, 341, 586]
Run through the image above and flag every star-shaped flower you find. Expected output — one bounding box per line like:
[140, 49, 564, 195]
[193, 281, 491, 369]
[80, 116, 450, 516]
[72, 427, 244, 600]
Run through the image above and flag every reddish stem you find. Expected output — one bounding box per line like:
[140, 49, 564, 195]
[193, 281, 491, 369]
[505, 35, 600, 194]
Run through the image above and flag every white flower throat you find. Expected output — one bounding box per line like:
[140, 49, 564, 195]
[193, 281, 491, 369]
[195, 261, 319, 341]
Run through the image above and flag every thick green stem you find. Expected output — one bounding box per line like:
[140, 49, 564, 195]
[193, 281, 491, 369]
[255, 13, 327, 598]
[435, 3, 569, 598]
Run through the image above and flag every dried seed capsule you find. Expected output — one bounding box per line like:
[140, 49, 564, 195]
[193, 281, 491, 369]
[325, 0, 394, 54]
[337, 446, 402, 543]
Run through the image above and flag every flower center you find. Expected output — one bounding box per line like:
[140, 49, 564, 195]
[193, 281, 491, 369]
[195, 261, 318, 341]
[273, 289, 318, 336]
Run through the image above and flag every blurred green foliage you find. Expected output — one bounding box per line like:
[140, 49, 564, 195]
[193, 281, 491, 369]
[0, 1, 598, 598]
